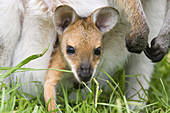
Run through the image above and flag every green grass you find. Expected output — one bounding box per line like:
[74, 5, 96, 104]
[0, 51, 169, 113]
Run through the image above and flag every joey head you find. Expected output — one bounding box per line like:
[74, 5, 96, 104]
[44, 5, 119, 111]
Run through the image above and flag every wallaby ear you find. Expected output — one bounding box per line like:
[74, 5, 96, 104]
[91, 7, 119, 34]
[53, 5, 77, 35]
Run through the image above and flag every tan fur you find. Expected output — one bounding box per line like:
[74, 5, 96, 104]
[61, 19, 102, 70]
[44, 47, 66, 111]
[44, 16, 103, 112]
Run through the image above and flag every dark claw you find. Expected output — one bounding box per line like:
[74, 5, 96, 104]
[144, 38, 168, 62]
[144, 47, 164, 62]
[152, 54, 165, 62]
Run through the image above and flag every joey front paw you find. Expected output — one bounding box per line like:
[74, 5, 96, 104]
[144, 37, 169, 62]
[125, 30, 149, 54]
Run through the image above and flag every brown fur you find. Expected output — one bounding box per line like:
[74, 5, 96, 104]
[44, 47, 66, 111]
[60, 18, 102, 69]
[44, 16, 103, 112]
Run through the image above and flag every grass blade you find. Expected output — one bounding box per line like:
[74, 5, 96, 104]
[93, 78, 99, 108]
[0, 88, 5, 112]
[123, 96, 130, 113]
[160, 78, 168, 104]
[0, 45, 49, 81]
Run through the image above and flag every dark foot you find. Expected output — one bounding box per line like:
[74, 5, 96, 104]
[144, 37, 169, 62]
[126, 30, 149, 54]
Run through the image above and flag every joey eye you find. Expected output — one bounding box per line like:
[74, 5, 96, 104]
[66, 45, 75, 55]
[94, 47, 101, 56]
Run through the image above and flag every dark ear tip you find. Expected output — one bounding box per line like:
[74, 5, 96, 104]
[98, 7, 119, 16]
[54, 5, 74, 13]
[53, 5, 77, 35]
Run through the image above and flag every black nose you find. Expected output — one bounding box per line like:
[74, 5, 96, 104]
[79, 63, 92, 82]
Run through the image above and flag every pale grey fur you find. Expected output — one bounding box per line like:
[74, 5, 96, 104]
[0, 0, 168, 110]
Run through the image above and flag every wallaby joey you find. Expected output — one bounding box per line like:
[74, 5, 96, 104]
[1, 0, 168, 112]
[44, 6, 119, 111]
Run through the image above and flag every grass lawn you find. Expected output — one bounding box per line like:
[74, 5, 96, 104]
[0, 51, 170, 113]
